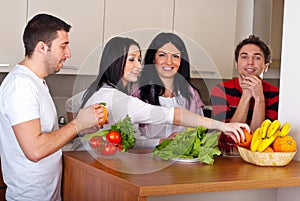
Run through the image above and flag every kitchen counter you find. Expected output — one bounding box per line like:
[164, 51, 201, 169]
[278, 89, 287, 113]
[62, 151, 300, 201]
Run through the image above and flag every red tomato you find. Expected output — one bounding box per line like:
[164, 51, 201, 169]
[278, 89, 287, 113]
[106, 131, 121, 144]
[116, 143, 123, 150]
[101, 143, 117, 155]
[89, 136, 102, 149]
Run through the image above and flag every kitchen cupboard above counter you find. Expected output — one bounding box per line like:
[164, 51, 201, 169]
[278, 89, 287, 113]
[63, 151, 300, 201]
[0, 0, 27, 73]
[1, 1, 282, 79]
[0, 0, 256, 78]
[27, 0, 105, 76]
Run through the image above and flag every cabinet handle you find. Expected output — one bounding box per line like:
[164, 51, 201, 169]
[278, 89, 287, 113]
[191, 70, 216, 75]
[0, 64, 10, 67]
[62, 66, 79, 70]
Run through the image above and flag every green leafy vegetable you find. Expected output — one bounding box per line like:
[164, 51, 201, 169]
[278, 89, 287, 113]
[153, 126, 221, 164]
[83, 115, 135, 151]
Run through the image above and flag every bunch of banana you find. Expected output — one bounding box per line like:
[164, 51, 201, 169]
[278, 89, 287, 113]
[250, 119, 291, 152]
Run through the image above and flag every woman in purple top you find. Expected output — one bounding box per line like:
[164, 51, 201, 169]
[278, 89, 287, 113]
[133, 32, 205, 148]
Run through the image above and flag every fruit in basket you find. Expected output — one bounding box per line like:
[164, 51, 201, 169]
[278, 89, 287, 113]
[260, 119, 272, 138]
[257, 130, 280, 152]
[280, 122, 291, 137]
[238, 146, 296, 166]
[263, 146, 274, 152]
[273, 135, 297, 152]
[238, 120, 297, 166]
[249, 119, 296, 152]
[266, 120, 281, 138]
[238, 128, 252, 148]
[250, 128, 262, 151]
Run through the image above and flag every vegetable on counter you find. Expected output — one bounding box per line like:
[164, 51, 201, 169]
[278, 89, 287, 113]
[106, 131, 122, 144]
[83, 115, 135, 151]
[89, 136, 103, 149]
[153, 126, 221, 165]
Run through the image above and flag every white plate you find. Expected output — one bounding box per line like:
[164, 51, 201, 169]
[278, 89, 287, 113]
[172, 158, 201, 163]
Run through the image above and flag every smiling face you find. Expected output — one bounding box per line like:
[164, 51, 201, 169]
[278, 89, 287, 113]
[122, 44, 142, 86]
[154, 42, 181, 80]
[236, 44, 269, 78]
[44, 30, 71, 74]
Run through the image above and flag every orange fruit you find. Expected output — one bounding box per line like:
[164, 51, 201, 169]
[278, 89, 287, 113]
[238, 128, 252, 149]
[273, 135, 297, 152]
[98, 103, 108, 126]
[263, 146, 274, 152]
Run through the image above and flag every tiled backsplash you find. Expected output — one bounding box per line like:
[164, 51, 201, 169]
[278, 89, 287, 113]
[52, 96, 70, 119]
[45, 74, 97, 121]
[0, 72, 280, 123]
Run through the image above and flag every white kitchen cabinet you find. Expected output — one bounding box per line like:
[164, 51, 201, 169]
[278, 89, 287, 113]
[173, 0, 238, 79]
[0, 0, 27, 72]
[103, 0, 174, 55]
[27, 0, 105, 75]
[269, 0, 284, 69]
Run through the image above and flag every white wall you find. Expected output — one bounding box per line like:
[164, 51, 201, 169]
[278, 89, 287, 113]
[278, 0, 300, 161]
[277, 1, 300, 200]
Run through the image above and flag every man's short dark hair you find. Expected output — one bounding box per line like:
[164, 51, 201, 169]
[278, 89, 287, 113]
[234, 35, 271, 64]
[23, 13, 71, 57]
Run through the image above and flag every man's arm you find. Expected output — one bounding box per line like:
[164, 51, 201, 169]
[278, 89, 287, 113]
[234, 75, 265, 130]
[13, 104, 104, 162]
[210, 84, 237, 123]
[229, 92, 251, 124]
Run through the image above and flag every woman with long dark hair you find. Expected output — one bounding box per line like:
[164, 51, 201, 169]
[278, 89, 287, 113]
[133, 32, 204, 147]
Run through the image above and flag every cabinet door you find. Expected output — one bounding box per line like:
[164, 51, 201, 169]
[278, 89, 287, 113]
[0, 0, 27, 72]
[104, 0, 174, 55]
[27, 0, 104, 75]
[174, 0, 237, 79]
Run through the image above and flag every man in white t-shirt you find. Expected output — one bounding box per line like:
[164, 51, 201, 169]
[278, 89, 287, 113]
[0, 13, 106, 201]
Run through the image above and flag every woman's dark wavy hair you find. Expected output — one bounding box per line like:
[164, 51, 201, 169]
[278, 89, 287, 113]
[80, 37, 141, 108]
[234, 34, 271, 64]
[138, 32, 199, 106]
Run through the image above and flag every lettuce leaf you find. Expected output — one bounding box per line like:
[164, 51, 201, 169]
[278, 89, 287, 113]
[153, 126, 221, 164]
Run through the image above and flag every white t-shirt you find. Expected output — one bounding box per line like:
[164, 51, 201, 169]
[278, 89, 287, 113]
[0, 65, 62, 201]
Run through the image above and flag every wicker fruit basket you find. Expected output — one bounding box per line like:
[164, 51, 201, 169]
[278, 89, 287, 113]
[237, 146, 296, 166]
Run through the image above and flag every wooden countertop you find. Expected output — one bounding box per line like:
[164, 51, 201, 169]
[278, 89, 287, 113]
[62, 151, 300, 200]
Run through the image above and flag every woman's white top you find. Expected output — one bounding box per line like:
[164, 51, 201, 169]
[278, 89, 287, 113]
[84, 85, 175, 131]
